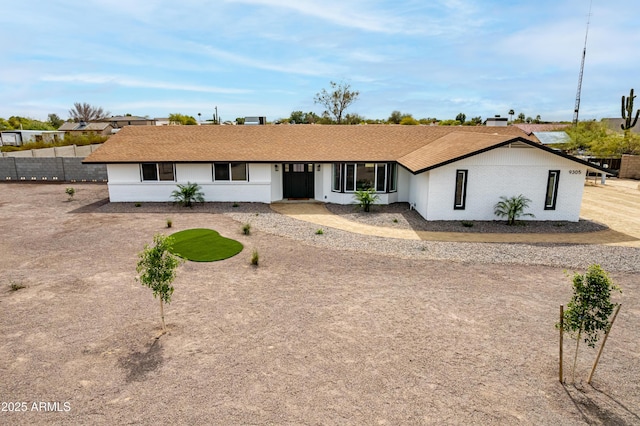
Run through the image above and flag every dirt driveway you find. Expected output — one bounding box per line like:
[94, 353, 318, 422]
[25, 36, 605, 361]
[0, 183, 638, 425]
[581, 179, 640, 247]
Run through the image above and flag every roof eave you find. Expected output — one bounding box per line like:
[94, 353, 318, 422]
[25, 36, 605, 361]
[404, 137, 523, 175]
[403, 137, 617, 176]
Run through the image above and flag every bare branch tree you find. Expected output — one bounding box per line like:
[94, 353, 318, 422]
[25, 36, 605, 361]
[68, 102, 110, 122]
[314, 81, 359, 124]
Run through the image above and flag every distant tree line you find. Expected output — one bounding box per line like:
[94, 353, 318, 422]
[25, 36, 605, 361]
[5, 89, 638, 158]
[564, 120, 640, 156]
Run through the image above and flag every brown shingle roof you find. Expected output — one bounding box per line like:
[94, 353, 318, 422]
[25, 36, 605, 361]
[58, 122, 112, 131]
[513, 123, 570, 135]
[397, 132, 522, 173]
[83, 124, 535, 172]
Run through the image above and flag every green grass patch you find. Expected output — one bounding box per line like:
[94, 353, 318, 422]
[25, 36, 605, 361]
[169, 228, 243, 262]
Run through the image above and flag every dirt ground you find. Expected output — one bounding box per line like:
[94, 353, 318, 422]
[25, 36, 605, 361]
[0, 183, 638, 425]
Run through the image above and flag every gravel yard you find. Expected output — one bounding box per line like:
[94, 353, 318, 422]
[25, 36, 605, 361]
[1, 182, 638, 425]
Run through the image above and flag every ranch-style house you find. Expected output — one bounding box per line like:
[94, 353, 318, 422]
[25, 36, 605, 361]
[83, 125, 612, 222]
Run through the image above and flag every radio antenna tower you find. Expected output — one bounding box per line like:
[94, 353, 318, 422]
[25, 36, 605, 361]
[573, 0, 593, 126]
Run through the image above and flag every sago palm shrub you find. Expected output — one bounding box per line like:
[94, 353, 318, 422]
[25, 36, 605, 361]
[494, 194, 534, 225]
[171, 182, 204, 208]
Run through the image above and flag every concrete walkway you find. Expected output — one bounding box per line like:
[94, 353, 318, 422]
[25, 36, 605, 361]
[271, 179, 640, 246]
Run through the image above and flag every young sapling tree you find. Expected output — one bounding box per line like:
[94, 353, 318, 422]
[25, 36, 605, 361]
[557, 264, 621, 382]
[136, 234, 183, 333]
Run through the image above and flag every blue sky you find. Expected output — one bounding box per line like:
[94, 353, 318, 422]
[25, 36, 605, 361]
[2, 0, 639, 123]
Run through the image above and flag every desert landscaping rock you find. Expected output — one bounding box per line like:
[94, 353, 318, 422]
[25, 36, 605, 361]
[1, 183, 638, 425]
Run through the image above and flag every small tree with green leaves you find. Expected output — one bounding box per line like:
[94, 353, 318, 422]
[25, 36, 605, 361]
[136, 234, 183, 333]
[65, 187, 75, 201]
[168, 113, 197, 125]
[353, 188, 379, 212]
[171, 182, 204, 208]
[314, 81, 359, 124]
[399, 115, 419, 125]
[557, 264, 621, 382]
[494, 194, 535, 225]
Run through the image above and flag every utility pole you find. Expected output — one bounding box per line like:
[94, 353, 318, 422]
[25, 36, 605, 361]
[573, 0, 593, 126]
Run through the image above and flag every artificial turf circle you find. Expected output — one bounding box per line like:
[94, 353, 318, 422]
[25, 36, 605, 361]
[168, 228, 243, 262]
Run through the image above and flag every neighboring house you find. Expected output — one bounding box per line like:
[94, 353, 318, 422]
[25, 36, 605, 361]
[155, 118, 171, 126]
[58, 122, 113, 136]
[245, 116, 267, 125]
[0, 130, 65, 146]
[99, 115, 156, 129]
[603, 118, 640, 134]
[513, 123, 570, 135]
[513, 124, 572, 146]
[485, 116, 508, 127]
[531, 132, 571, 145]
[83, 125, 613, 222]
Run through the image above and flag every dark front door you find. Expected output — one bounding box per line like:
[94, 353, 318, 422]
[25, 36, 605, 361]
[283, 163, 315, 199]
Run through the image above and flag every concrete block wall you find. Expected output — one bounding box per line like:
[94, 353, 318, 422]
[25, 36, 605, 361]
[619, 155, 640, 179]
[14, 158, 65, 181]
[63, 158, 108, 182]
[0, 144, 107, 182]
[0, 158, 18, 180]
[4, 150, 33, 158]
[33, 148, 57, 157]
[1, 144, 102, 158]
[54, 145, 77, 157]
[0, 157, 107, 182]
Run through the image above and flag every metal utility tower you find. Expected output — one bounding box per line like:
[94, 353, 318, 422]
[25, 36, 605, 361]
[573, 0, 593, 126]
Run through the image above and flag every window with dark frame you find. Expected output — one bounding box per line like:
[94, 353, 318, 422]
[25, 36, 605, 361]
[331, 162, 397, 193]
[376, 163, 386, 192]
[141, 163, 158, 181]
[345, 164, 356, 192]
[389, 163, 397, 192]
[356, 163, 375, 190]
[332, 163, 342, 191]
[214, 162, 230, 180]
[230, 162, 247, 181]
[141, 162, 175, 181]
[454, 169, 468, 210]
[158, 163, 174, 181]
[545, 170, 560, 210]
[213, 162, 248, 181]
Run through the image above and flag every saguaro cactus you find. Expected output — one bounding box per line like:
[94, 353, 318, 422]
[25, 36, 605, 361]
[621, 88, 640, 130]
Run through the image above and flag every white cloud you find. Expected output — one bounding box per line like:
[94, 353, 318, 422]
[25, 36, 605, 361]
[223, 0, 407, 33]
[40, 74, 251, 95]
[192, 43, 344, 77]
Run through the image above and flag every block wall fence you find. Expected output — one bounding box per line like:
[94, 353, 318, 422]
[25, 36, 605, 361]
[619, 155, 640, 179]
[0, 145, 107, 182]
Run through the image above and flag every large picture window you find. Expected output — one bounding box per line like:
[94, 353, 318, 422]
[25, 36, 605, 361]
[213, 162, 248, 181]
[454, 169, 467, 210]
[140, 163, 175, 181]
[545, 170, 560, 210]
[331, 163, 397, 193]
[356, 163, 376, 190]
